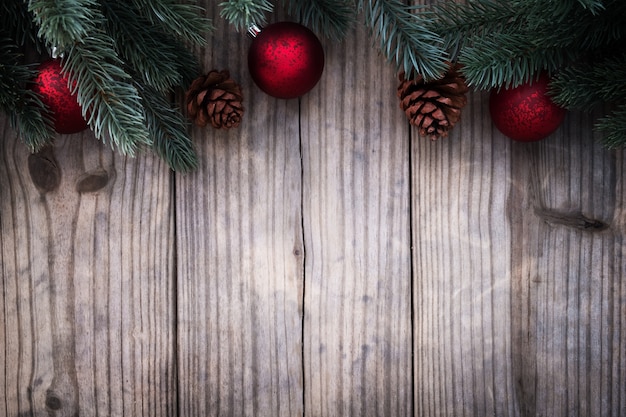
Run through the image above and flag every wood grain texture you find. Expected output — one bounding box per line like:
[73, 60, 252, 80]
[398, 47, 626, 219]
[509, 110, 626, 417]
[412, 91, 517, 416]
[175, 4, 305, 416]
[412, 90, 626, 416]
[3, 5, 626, 417]
[301, 21, 413, 417]
[0, 122, 176, 416]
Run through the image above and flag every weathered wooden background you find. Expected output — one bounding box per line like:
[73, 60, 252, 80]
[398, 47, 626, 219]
[2, 3, 625, 417]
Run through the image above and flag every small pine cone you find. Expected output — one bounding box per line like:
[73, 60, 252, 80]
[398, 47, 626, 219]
[186, 70, 244, 129]
[397, 64, 468, 139]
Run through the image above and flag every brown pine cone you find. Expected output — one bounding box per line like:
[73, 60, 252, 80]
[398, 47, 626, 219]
[397, 64, 468, 139]
[186, 70, 244, 129]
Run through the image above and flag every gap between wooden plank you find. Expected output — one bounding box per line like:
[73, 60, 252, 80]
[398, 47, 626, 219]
[297, 97, 308, 417]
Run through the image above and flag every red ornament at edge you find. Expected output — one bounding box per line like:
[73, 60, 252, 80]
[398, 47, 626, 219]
[31, 59, 88, 135]
[248, 21, 325, 99]
[489, 73, 566, 142]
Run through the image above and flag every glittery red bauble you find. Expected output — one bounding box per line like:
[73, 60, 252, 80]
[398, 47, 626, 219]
[489, 73, 566, 142]
[31, 60, 88, 134]
[248, 22, 325, 99]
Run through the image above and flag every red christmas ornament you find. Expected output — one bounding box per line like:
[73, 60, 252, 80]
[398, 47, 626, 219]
[31, 59, 88, 134]
[248, 22, 325, 99]
[489, 73, 566, 142]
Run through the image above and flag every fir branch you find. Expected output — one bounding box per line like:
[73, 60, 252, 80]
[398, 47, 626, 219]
[219, 0, 274, 32]
[11, 100, 55, 152]
[459, 31, 577, 89]
[362, 0, 448, 80]
[130, 0, 213, 46]
[429, 0, 626, 89]
[426, 0, 525, 62]
[426, 0, 592, 61]
[542, 1, 626, 51]
[550, 54, 626, 109]
[284, 0, 356, 40]
[62, 31, 151, 156]
[0, 38, 30, 109]
[575, 0, 605, 15]
[35, 0, 150, 155]
[102, 1, 200, 92]
[137, 83, 198, 172]
[597, 104, 626, 149]
[0, 38, 53, 151]
[2, 1, 42, 49]
[536, 0, 588, 17]
[27, 0, 99, 51]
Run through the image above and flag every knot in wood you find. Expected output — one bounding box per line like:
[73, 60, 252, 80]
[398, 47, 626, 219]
[28, 146, 61, 193]
[76, 169, 110, 193]
[45, 394, 62, 410]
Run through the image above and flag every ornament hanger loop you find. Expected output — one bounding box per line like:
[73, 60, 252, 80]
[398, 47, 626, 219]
[247, 24, 262, 39]
[51, 45, 63, 59]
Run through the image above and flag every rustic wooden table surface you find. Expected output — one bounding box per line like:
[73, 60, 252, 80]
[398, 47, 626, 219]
[1, 3, 625, 417]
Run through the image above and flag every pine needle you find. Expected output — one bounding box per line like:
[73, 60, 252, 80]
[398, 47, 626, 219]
[1, 1, 42, 49]
[102, 1, 200, 92]
[130, 0, 214, 46]
[63, 31, 151, 156]
[138, 83, 198, 172]
[550, 54, 626, 109]
[285, 0, 356, 40]
[28, 0, 100, 51]
[460, 31, 576, 89]
[575, 0, 606, 15]
[597, 104, 626, 149]
[12, 100, 55, 152]
[362, 0, 448, 80]
[219, 0, 274, 32]
[0, 37, 54, 151]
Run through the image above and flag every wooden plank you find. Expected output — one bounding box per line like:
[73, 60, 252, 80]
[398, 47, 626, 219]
[0, 123, 176, 416]
[411, 90, 517, 416]
[509, 110, 626, 416]
[301, 21, 413, 416]
[413, 89, 626, 416]
[175, 4, 305, 416]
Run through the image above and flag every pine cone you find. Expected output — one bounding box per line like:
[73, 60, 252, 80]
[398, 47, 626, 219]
[397, 64, 468, 139]
[186, 70, 244, 129]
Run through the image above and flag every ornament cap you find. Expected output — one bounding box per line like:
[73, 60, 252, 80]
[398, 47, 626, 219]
[51, 45, 62, 59]
[247, 24, 262, 39]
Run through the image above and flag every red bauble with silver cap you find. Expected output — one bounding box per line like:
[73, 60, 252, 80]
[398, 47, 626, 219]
[489, 72, 566, 142]
[248, 22, 325, 99]
[31, 59, 88, 134]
